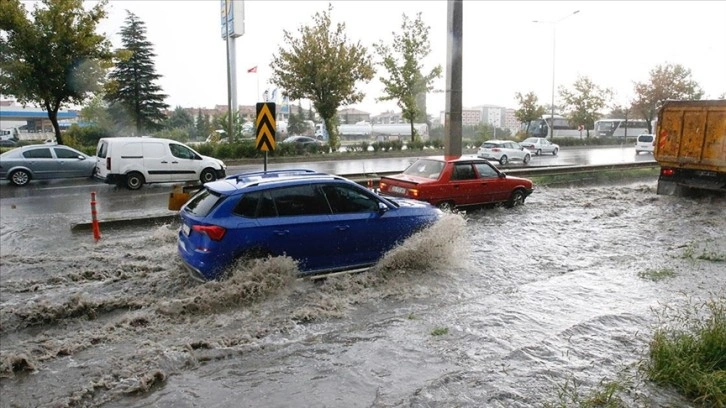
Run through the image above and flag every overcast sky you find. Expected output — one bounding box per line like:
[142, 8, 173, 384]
[91, 0, 726, 116]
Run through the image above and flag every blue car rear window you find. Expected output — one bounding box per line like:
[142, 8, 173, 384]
[185, 188, 224, 216]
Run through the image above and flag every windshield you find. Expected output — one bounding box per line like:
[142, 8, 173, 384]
[402, 159, 445, 179]
[596, 121, 616, 131]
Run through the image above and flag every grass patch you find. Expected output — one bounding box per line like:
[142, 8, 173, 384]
[430, 327, 449, 336]
[644, 297, 726, 406]
[681, 244, 726, 263]
[638, 267, 676, 282]
[544, 376, 626, 408]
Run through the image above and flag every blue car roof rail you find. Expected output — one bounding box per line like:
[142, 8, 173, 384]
[225, 169, 345, 186]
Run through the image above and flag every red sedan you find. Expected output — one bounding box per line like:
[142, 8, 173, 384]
[378, 156, 534, 210]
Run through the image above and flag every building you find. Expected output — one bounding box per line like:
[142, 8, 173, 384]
[337, 108, 370, 124]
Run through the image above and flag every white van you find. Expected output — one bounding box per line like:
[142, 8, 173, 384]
[95, 137, 226, 190]
[635, 133, 655, 154]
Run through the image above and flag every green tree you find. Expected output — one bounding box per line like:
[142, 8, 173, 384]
[559, 75, 612, 138]
[374, 12, 442, 142]
[195, 109, 211, 141]
[80, 94, 114, 130]
[0, 0, 112, 145]
[104, 11, 168, 135]
[631, 63, 704, 134]
[514, 92, 546, 135]
[212, 110, 243, 141]
[270, 4, 374, 150]
[287, 102, 308, 135]
[166, 106, 194, 129]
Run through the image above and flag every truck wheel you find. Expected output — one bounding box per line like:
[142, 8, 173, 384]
[125, 172, 145, 190]
[10, 169, 31, 186]
[200, 168, 217, 183]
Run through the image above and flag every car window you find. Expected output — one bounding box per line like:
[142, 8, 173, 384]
[184, 188, 224, 216]
[23, 148, 52, 159]
[322, 184, 378, 214]
[170, 143, 198, 160]
[54, 147, 82, 159]
[269, 184, 330, 216]
[233, 190, 279, 218]
[475, 162, 499, 178]
[451, 163, 476, 180]
[402, 159, 444, 179]
[97, 142, 108, 158]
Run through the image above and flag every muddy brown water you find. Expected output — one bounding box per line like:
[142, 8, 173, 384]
[1, 178, 724, 407]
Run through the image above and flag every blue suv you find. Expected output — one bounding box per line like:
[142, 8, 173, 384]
[177, 169, 443, 281]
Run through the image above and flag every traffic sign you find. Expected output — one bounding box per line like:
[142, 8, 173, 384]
[256, 102, 276, 151]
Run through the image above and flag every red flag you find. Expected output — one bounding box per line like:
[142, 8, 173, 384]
[247, 66, 257, 73]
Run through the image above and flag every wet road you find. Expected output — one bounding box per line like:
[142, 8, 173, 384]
[1, 177, 723, 407]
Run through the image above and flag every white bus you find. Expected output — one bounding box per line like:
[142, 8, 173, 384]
[522, 114, 586, 138]
[594, 119, 651, 138]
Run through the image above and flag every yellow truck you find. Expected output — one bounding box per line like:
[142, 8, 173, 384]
[654, 99, 726, 196]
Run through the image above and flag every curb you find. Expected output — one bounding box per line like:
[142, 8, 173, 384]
[71, 213, 179, 232]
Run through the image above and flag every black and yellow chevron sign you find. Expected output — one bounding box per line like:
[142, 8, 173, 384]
[255, 102, 276, 151]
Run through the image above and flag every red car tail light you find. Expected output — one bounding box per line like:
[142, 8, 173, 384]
[491, 148, 501, 152]
[106, 157, 111, 170]
[409, 188, 419, 198]
[661, 168, 675, 177]
[379, 181, 388, 190]
[192, 225, 226, 241]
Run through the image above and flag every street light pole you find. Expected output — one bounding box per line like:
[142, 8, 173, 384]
[533, 10, 579, 139]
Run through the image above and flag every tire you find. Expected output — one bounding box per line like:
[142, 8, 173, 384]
[523, 154, 531, 164]
[499, 155, 508, 165]
[437, 201, 455, 211]
[536, 149, 542, 156]
[200, 168, 217, 184]
[552, 148, 559, 156]
[506, 189, 526, 208]
[9, 169, 31, 186]
[125, 172, 145, 190]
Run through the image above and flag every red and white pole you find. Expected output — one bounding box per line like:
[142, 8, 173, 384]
[91, 192, 101, 241]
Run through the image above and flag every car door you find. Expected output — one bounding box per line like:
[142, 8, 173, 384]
[52, 146, 89, 178]
[252, 184, 336, 272]
[21, 147, 55, 179]
[167, 142, 203, 182]
[474, 161, 511, 202]
[447, 162, 483, 206]
[508, 142, 526, 161]
[321, 182, 395, 268]
[141, 142, 171, 182]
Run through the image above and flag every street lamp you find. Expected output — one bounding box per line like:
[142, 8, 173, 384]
[533, 10, 580, 138]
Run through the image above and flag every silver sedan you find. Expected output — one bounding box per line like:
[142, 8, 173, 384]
[520, 137, 560, 156]
[0, 144, 97, 186]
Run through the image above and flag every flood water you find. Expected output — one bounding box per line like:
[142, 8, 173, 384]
[1, 178, 724, 407]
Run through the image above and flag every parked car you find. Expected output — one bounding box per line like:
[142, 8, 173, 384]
[378, 156, 534, 210]
[519, 137, 559, 156]
[281, 135, 323, 146]
[177, 169, 443, 281]
[477, 140, 532, 165]
[0, 144, 96, 186]
[95, 137, 226, 190]
[635, 133, 655, 154]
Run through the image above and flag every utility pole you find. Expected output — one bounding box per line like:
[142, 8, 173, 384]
[444, 0, 463, 157]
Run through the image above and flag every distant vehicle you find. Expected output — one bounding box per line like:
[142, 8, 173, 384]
[314, 122, 429, 140]
[0, 127, 20, 142]
[94, 137, 226, 190]
[281, 135, 323, 146]
[654, 100, 726, 196]
[635, 134, 655, 154]
[379, 156, 534, 210]
[519, 137, 559, 156]
[0, 144, 96, 186]
[477, 140, 532, 165]
[522, 114, 586, 139]
[177, 169, 443, 281]
[0, 139, 18, 148]
[594, 119, 651, 138]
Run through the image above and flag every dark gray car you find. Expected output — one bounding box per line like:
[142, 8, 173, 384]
[0, 144, 96, 186]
